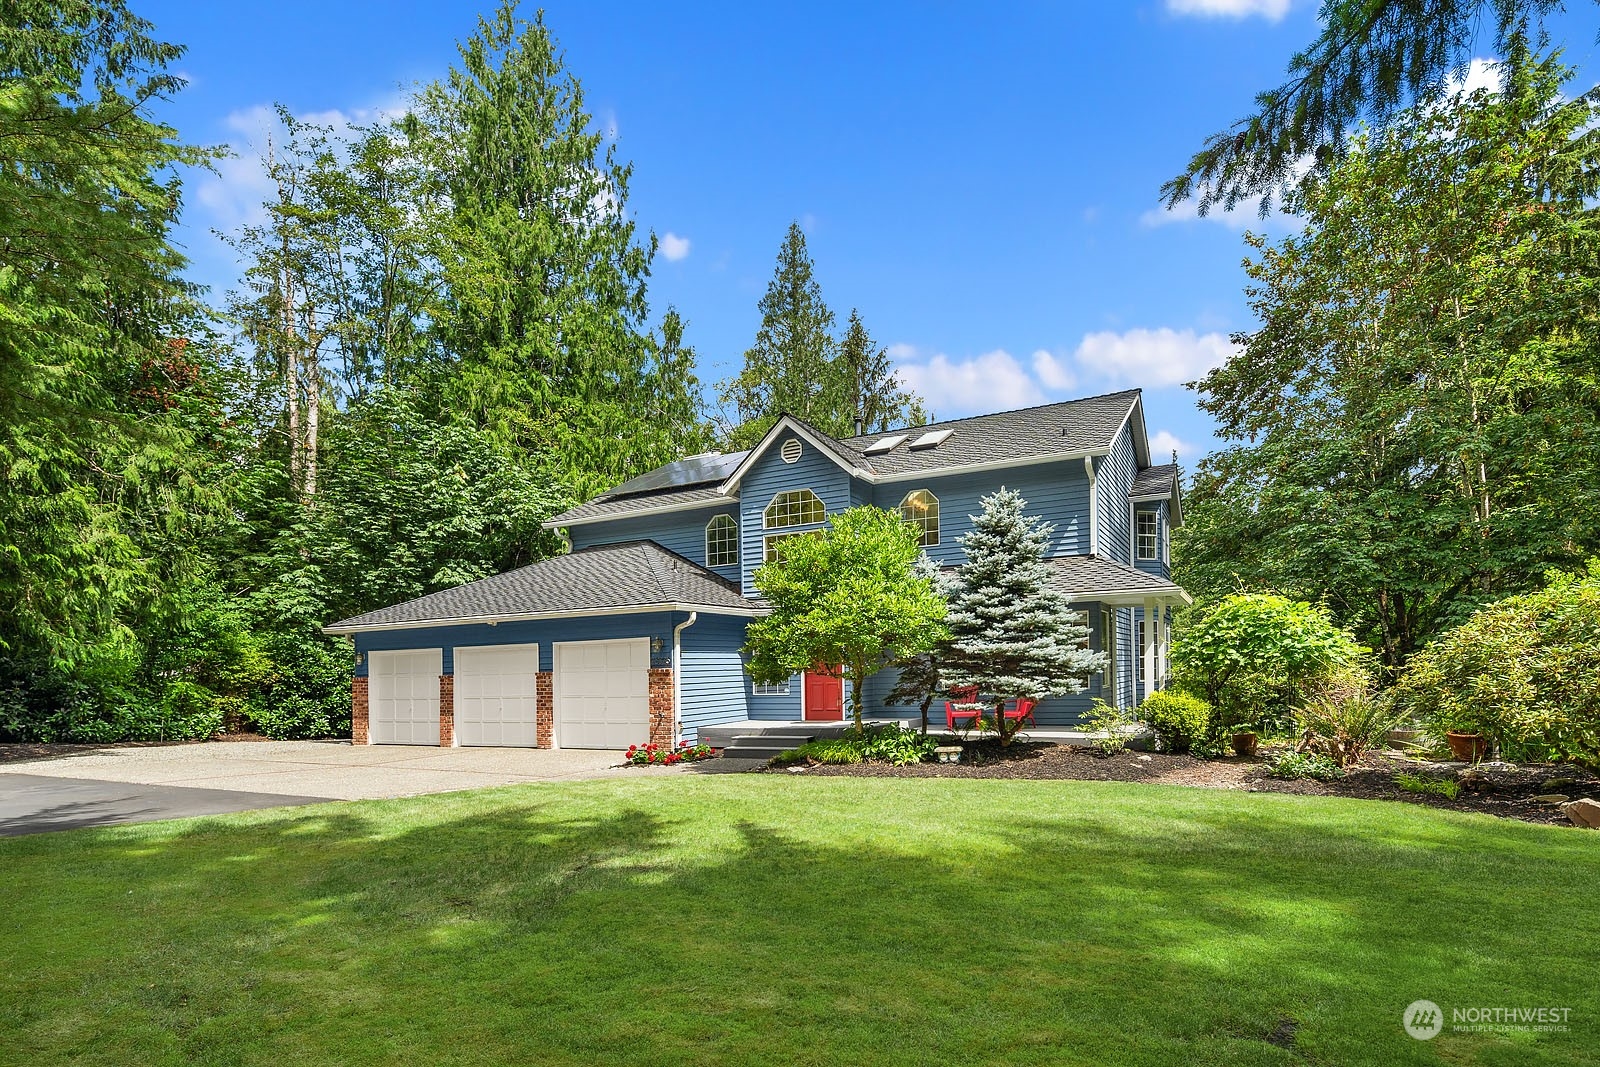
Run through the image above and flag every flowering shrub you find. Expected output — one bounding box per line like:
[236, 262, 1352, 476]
[625, 740, 714, 766]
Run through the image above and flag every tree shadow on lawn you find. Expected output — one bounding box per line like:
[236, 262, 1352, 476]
[2, 782, 1596, 1067]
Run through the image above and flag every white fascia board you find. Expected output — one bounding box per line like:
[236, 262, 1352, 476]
[718, 416, 874, 493]
[542, 494, 733, 530]
[872, 447, 1108, 484]
[1114, 393, 1148, 468]
[323, 601, 768, 635]
[1065, 587, 1193, 608]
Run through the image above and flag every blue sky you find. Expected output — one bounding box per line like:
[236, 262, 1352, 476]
[143, 0, 1597, 462]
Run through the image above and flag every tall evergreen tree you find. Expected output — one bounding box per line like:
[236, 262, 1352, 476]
[418, 2, 706, 497]
[719, 224, 928, 446]
[941, 489, 1104, 746]
[1162, 2, 1589, 215]
[718, 222, 838, 448]
[832, 309, 928, 437]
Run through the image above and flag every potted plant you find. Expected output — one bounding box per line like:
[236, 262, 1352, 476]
[1445, 729, 1489, 762]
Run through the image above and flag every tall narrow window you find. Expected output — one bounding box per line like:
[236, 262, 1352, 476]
[898, 489, 940, 547]
[1101, 609, 1117, 707]
[764, 489, 825, 528]
[705, 514, 738, 568]
[1136, 511, 1159, 560]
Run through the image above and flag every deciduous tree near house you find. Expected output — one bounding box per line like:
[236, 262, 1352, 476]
[940, 489, 1104, 746]
[1177, 49, 1600, 668]
[744, 508, 948, 732]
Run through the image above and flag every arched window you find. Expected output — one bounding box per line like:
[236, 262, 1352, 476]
[705, 514, 738, 568]
[764, 489, 825, 529]
[899, 489, 940, 546]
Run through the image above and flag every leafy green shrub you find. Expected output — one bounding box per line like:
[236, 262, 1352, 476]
[1297, 685, 1403, 767]
[772, 724, 937, 767]
[1083, 699, 1134, 755]
[1171, 593, 1364, 738]
[1266, 750, 1345, 781]
[858, 723, 940, 765]
[1394, 772, 1460, 799]
[1140, 691, 1212, 754]
[1395, 561, 1600, 768]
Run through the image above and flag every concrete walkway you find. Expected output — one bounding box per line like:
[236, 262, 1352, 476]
[0, 740, 635, 803]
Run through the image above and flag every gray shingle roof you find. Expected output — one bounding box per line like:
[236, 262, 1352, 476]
[324, 541, 760, 632]
[1044, 555, 1190, 604]
[546, 390, 1145, 527]
[838, 389, 1142, 477]
[1131, 463, 1178, 498]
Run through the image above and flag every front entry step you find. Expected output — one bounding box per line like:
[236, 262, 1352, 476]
[718, 731, 816, 760]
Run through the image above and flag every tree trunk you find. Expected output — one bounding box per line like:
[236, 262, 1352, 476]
[281, 257, 300, 502]
[919, 695, 931, 735]
[850, 669, 864, 732]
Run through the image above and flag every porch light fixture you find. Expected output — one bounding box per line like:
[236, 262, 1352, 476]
[651, 636, 665, 653]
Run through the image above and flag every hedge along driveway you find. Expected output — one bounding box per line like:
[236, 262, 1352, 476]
[2, 776, 1597, 1066]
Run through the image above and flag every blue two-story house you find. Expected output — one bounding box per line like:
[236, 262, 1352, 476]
[324, 389, 1189, 749]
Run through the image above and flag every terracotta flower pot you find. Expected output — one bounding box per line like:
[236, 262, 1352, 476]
[1231, 732, 1259, 757]
[1446, 731, 1488, 762]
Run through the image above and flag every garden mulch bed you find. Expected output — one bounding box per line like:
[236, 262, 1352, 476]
[783, 743, 1600, 826]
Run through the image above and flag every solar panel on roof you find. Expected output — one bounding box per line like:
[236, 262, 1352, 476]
[906, 429, 954, 451]
[863, 434, 908, 455]
[599, 450, 749, 499]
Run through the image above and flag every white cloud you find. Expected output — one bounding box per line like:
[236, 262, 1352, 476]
[1449, 57, 1501, 98]
[1149, 430, 1194, 460]
[1073, 328, 1236, 388]
[1167, 0, 1291, 20]
[196, 98, 407, 233]
[1141, 196, 1268, 229]
[895, 349, 1045, 416]
[1031, 348, 1076, 391]
[659, 232, 691, 261]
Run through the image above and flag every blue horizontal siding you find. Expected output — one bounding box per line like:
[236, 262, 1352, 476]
[1133, 500, 1170, 581]
[569, 504, 741, 584]
[869, 460, 1091, 565]
[739, 433, 853, 595]
[677, 613, 753, 741]
[1097, 426, 1136, 564]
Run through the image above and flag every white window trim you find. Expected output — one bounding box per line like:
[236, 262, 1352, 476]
[752, 680, 790, 696]
[898, 488, 940, 547]
[1135, 510, 1159, 561]
[705, 513, 738, 568]
[763, 488, 826, 530]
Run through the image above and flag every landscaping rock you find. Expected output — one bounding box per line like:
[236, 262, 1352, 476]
[1562, 799, 1600, 829]
[1532, 794, 1571, 805]
[1457, 761, 1540, 793]
[1543, 777, 1578, 792]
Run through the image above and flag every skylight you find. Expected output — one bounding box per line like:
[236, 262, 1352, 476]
[906, 429, 954, 451]
[863, 434, 908, 455]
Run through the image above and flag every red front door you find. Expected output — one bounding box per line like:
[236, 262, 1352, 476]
[803, 666, 844, 721]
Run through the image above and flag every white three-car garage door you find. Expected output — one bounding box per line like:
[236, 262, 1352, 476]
[554, 638, 650, 749]
[454, 643, 541, 747]
[368, 648, 442, 745]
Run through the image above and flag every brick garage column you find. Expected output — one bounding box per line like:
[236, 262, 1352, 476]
[536, 671, 553, 749]
[648, 667, 674, 747]
[438, 674, 455, 747]
[352, 676, 370, 745]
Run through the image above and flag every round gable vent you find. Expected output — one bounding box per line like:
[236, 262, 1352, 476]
[780, 438, 802, 464]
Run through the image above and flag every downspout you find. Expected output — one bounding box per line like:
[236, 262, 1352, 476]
[1084, 456, 1100, 556]
[672, 611, 699, 745]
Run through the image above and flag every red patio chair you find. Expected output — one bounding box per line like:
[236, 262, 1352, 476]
[945, 686, 981, 731]
[1001, 697, 1038, 730]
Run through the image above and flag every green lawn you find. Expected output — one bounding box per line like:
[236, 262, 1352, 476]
[3, 777, 1596, 1066]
